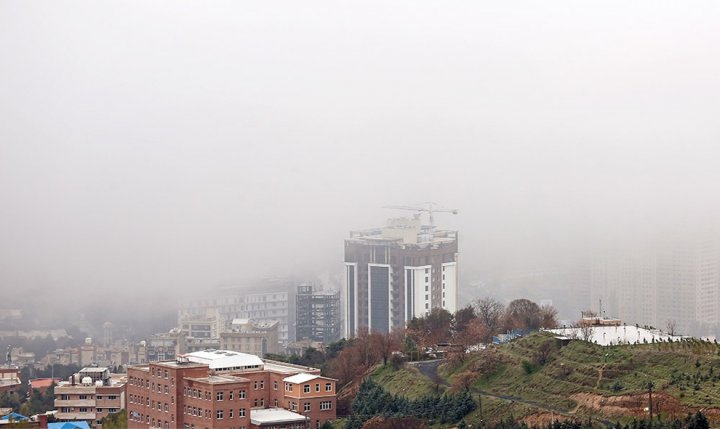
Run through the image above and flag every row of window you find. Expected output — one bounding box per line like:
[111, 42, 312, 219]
[285, 382, 333, 393]
[183, 405, 247, 419]
[287, 401, 333, 412]
[129, 413, 172, 429]
[183, 387, 247, 400]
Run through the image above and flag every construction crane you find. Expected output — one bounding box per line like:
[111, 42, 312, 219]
[382, 202, 458, 229]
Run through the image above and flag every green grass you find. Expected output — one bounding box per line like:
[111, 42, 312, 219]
[436, 332, 720, 423]
[370, 364, 439, 399]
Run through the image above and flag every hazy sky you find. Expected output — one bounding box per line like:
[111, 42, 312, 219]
[2, 1, 720, 307]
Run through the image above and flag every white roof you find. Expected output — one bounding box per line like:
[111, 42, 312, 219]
[250, 408, 308, 425]
[183, 350, 263, 370]
[548, 325, 686, 346]
[283, 373, 320, 384]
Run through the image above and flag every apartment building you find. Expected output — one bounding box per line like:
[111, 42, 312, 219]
[126, 349, 336, 429]
[54, 367, 126, 426]
[0, 367, 21, 394]
[179, 289, 292, 347]
[344, 217, 458, 336]
[220, 319, 280, 357]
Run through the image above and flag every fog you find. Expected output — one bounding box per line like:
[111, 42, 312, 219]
[2, 1, 720, 321]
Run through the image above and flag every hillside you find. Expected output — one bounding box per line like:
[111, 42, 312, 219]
[441, 332, 720, 425]
[342, 332, 720, 427]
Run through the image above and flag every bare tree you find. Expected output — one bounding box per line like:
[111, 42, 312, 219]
[578, 323, 595, 342]
[666, 319, 678, 336]
[539, 305, 559, 329]
[504, 299, 542, 331]
[473, 297, 504, 338]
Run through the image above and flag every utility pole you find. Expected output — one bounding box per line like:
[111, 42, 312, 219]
[647, 381, 654, 428]
[478, 393, 484, 429]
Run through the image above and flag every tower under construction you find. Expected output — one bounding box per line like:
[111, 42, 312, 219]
[295, 284, 341, 343]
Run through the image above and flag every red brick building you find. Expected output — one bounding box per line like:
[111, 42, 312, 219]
[127, 350, 336, 429]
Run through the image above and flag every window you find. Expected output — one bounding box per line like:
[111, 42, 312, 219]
[229, 409, 234, 418]
[239, 390, 246, 399]
[164, 370, 168, 379]
[217, 391, 224, 401]
[239, 408, 246, 417]
[320, 401, 332, 410]
[273, 381, 278, 390]
[303, 384, 310, 393]
[164, 403, 168, 412]
[217, 410, 224, 420]
[229, 390, 234, 400]
[164, 385, 168, 394]
[304, 403, 311, 412]
[253, 381, 258, 390]
[325, 383, 332, 392]
[260, 381, 264, 389]
[61, 394, 69, 400]
[285, 383, 293, 392]
[274, 399, 278, 407]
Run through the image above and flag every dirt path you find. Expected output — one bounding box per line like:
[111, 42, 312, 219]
[411, 359, 613, 425]
[595, 363, 607, 389]
[410, 360, 449, 386]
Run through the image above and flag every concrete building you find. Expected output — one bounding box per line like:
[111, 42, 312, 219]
[0, 367, 21, 394]
[344, 217, 459, 336]
[179, 288, 293, 348]
[590, 234, 720, 337]
[295, 284, 340, 343]
[54, 367, 126, 426]
[126, 349, 337, 429]
[220, 319, 280, 357]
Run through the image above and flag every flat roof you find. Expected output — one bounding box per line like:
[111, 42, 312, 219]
[250, 408, 308, 425]
[283, 373, 320, 384]
[186, 375, 249, 384]
[184, 350, 264, 370]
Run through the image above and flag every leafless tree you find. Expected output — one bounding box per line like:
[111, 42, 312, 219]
[539, 305, 559, 329]
[666, 319, 678, 336]
[578, 323, 595, 342]
[473, 297, 504, 337]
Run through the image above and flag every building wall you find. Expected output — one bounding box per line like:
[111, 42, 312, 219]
[128, 361, 336, 429]
[344, 234, 458, 336]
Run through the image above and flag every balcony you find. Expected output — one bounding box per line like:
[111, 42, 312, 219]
[55, 399, 95, 407]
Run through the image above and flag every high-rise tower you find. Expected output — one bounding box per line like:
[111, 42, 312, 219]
[343, 217, 458, 337]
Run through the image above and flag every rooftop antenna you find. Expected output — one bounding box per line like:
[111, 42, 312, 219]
[382, 202, 458, 230]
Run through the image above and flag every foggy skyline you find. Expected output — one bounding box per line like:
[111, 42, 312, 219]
[2, 1, 720, 310]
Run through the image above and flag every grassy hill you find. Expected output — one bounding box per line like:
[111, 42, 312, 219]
[347, 332, 720, 427]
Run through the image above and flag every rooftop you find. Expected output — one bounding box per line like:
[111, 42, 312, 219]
[30, 378, 59, 389]
[183, 350, 264, 370]
[186, 375, 249, 384]
[79, 367, 108, 373]
[548, 325, 686, 346]
[283, 373, 320, 384]
[250, 407, 308, 425]
[48, 422, 91, 429]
